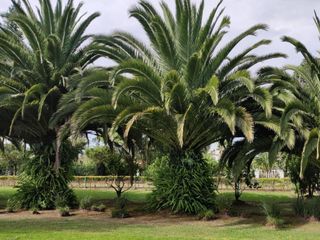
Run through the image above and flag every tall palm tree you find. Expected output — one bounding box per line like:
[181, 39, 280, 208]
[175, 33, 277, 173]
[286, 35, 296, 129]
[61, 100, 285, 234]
[0, 0, 100, 208]
[60, 0, 284, 213]
[275, 13, 320, 177]
[0, 0, 100, 169]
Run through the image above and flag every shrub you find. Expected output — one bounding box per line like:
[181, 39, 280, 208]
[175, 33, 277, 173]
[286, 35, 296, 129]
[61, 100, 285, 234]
[198, 209, 215, 221]
[55, 195, 69, 209]
[304, 197, 320, 220]
[216, 195, 233, 214]
[79, 196, 93, 210]
[292, 197, 305, 217]
[31, 206, 40, 215]
[148, 154, 217, 215]
[10, 153, 78, 210]
[286, 155, 320, 197]
[6, 199, 18, 213]
[58, 206, 71, 217]
[111, 197, 130, 218]
[292, 197, 320, 220]
[111, 208, 129, 218]
[262, 202, 284, 227]
[91, 204, 106, 212]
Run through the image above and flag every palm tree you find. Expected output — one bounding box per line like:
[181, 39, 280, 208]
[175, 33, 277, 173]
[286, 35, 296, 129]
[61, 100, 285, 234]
[57, 0, 284, 213]
[0, 0, 100, 208]
[0, 0, 100, 168]
[271, 12, 320, 178]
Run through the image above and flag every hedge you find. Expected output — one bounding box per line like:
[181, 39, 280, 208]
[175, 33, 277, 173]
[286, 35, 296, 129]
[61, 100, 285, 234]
[0, 176, 294, 191]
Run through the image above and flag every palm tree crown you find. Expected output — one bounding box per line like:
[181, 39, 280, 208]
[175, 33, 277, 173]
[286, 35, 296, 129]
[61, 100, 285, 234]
[84, 0, 284, 158]
[0, 0, 100, 160]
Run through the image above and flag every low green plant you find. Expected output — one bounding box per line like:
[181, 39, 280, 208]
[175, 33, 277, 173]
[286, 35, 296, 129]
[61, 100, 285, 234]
[6, 199, 18, 213]
[111, 208, 129, 218]
[304, 197, 320, 220]
[292, 197, 305, 217]
[292, 197, 320, 220]
[10, 154, 78, 210]
[79, 196, 93, 210]
[112, 197, 129, 218]
[91, 204, 106, 212]
[262, 202, 284, 227]
[58, 206, 71, 217]
[198, 209, 215, 221]
[55, 195, 69, 209]
[148, 155, 216, 214]
[216, 195, 233, 214]
[31, 206, 40, 215]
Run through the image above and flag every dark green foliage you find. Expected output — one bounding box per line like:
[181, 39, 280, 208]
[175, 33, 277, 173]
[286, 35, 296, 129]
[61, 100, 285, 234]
[9, 141, 80, 210]
[293, 197, 320, 220]
[0, 143, 28, 175]
[72, 162, 96, 176]
[148, 154, 216, 214]
[292, 197, 305, 217]
[216, 194, 233, 214]
[85, 147, 135, 176]
[112, 197, 129, 218]
[6, 199, 17, 213]
[286, 154, 320, 198]
[10, 154, 77, 210]
[304, 198, 320, 220]
[111, 208, 129, 218]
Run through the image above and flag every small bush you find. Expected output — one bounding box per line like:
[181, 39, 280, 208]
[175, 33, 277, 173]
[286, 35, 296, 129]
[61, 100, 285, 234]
[266, 216, 284, 226]
[292, 198, 305, 217]
[91, 204, 106, 212]
[31, 206, 40, 215]
[198, 209, 215, 221]
[111, 208, 129, 218]
[292, 197, 320, 220]
[55, 195, 69, 209]
[58, 206, 71, 217]
[115, 197, 127, 210]
[216, 195, 233, 214]
[304, 197, 320, 220]
[6, 199, 18, 213]
[79, 196, 93, 210]
[263, 202, 283, 227]
[112, 197, 129, 218]
[148, 155, 216, 214]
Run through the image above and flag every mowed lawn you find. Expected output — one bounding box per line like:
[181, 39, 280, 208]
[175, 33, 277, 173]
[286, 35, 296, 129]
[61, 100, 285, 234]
[0, 188, 320, 240]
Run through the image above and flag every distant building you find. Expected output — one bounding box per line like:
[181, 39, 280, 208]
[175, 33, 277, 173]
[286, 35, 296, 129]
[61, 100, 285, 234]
[254, 169, 285, 179]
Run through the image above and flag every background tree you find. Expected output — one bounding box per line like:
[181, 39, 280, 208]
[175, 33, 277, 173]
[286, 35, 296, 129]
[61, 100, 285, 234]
[0, 142, 27, 175]
[268, 13, 320, 178]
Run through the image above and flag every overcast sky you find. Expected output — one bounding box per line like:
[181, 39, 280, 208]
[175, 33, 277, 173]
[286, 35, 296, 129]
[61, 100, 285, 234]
[1, 0, 320, 71]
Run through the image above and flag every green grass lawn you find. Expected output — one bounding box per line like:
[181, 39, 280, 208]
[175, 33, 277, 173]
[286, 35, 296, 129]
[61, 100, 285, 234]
[0, 188, 319, 240]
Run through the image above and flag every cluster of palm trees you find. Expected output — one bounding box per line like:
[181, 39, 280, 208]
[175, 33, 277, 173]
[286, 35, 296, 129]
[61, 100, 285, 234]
[0, 0, 319, 213]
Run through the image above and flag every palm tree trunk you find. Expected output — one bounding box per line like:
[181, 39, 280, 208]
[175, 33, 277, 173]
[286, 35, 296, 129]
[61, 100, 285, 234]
[54, 128, 61, 172]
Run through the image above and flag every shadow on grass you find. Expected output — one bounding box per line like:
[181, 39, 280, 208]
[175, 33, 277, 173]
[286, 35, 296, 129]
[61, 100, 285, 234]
[0, 218, 154, 234]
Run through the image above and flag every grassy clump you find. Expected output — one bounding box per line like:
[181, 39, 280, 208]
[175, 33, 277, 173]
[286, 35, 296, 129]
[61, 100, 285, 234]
[91, 204, 106, 212]
[262, 202, 284, 227]
[79, 196, 93, 210]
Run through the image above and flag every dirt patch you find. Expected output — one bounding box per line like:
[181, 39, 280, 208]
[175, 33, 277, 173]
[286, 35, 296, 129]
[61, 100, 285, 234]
[0, 208, 252, 227]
